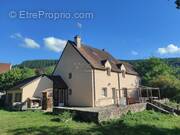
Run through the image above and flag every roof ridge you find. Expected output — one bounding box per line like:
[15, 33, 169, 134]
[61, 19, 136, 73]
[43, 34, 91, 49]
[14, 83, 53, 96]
[68, 40, 138, 75]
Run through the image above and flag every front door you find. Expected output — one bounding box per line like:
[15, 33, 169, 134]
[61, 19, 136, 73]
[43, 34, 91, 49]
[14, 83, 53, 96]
[53, 89, 68, 107]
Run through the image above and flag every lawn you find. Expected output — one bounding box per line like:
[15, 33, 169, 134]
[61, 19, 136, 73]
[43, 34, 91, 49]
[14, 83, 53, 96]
[0, 109, 180, 135]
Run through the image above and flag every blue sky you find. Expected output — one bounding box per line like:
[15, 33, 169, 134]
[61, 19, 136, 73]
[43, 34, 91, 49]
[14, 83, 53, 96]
[0, 0, 180, 64]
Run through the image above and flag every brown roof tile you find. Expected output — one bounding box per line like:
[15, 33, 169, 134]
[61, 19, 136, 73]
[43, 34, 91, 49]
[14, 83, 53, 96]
[0, 63, 11, 74]
[68, 40, 138, 75]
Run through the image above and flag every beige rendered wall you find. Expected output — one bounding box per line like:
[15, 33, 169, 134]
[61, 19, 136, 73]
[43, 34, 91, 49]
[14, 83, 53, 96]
[53, 44, 93, 107]
[94, 69, 119, 107]
[119, 73, 140, 98]
[22, 76, 53, 102]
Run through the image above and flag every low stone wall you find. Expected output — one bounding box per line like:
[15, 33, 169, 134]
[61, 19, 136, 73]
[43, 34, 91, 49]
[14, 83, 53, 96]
[53, 103, 147, 123]
[53, 107, 99, 122]
[98, 103, 146, 122]
[151, 100, 180, 115]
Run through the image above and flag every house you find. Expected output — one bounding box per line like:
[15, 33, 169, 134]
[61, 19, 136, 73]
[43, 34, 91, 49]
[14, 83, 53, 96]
[0, 63, 11, 74]
[6, 75, 53, 110]
[6, 35, 140, 109]
[52, 35, 140, 107]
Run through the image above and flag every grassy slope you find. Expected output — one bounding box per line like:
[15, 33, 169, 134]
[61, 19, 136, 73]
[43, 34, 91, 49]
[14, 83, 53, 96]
[0, 110, 180, 135]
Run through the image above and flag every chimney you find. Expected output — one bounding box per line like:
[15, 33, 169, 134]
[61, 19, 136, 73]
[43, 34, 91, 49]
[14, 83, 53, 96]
[74, 35, 81, 48]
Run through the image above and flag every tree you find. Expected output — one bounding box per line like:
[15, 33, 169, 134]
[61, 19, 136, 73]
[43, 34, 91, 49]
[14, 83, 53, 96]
[134, 57, 180, 98]
[150, 75, 180, 98]
[175, 0, 180, 9]
[0, 68, 23, 91]
[44, 66, 55, 75]
[135, 57, 173, 85]
[21, 67, 35, 79]
[0, 68, 36, 92]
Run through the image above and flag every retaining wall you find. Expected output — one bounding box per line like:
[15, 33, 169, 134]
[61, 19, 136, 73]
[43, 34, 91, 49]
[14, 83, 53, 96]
[53, 103, 147, 123]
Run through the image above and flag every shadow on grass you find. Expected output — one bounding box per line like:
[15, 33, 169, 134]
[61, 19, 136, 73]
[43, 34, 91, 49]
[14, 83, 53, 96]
[8, 120, 180, 135]
[0, 107, 18, 112]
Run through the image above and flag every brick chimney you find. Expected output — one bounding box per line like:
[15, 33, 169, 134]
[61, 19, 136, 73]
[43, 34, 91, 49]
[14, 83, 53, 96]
[74, 35, 81, 48]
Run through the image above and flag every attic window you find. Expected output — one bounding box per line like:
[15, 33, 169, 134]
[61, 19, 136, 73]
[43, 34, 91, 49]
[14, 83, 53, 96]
[68, 73, 72, 79]
[107, 67, 111, 76]
[117, 63, 122, 69]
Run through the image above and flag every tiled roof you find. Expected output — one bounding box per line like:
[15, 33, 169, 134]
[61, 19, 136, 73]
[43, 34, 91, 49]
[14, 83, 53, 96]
[0, 63, 11, 74]
[47, 75, 68, 89]
[9, 75, 41, 90]
[68, 41, 138, 75]
[9, 75, 68, 90]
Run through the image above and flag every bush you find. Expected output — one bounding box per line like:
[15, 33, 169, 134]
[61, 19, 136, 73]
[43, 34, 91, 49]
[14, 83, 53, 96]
[172, 94, 180, 103]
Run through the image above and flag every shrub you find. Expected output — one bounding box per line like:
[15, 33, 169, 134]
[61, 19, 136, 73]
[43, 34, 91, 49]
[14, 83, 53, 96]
[171, 94, 180, 103]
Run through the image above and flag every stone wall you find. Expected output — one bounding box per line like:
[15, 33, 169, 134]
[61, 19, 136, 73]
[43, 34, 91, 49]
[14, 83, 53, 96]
[53, 103, 147, 123]
[98, 103, 146, 122]
[53, 108, 99, 122]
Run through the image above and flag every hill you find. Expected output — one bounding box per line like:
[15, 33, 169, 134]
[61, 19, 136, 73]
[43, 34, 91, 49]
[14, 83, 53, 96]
[14, 59, 58, 69]
[123, 58, 180, 67]
[14, 58, 180, 69]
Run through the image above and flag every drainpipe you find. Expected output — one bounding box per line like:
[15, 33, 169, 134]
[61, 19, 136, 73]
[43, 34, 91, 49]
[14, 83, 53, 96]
[118, 73, 121, 104]
[92, 69, 96, 107]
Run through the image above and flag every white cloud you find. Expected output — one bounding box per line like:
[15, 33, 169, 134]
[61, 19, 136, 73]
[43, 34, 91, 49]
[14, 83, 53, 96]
[131, 50, 138, 55]
[10, 33, 23, 39]
[23, 38, 40, 48]
[77, 22, 82, 29]
[43, 37, 67, 52]
[158, 44, 180, 55]
[11, 33, 40, 49]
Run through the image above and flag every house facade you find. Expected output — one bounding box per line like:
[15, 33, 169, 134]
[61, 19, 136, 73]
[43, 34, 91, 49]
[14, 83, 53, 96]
[53, 36, 140, 107]
[6, 75, 53, 109]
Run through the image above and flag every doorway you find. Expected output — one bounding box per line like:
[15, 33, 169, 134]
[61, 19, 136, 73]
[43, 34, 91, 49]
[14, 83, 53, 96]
[7, 93, 13, 106]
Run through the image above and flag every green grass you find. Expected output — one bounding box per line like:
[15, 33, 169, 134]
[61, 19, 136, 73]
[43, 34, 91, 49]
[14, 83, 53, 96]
[0, 109, 180, 135]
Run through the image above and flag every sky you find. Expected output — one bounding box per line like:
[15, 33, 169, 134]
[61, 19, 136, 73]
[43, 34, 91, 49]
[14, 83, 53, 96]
[0, 0, 180, 65]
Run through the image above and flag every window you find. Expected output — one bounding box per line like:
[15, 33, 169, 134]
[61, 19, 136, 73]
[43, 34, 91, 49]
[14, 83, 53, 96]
[101, 88, 107, 97]
[107, 68, 111, 76]
[68, 89, 72, 95]
[68, 73, 72, 79]
[122, 88, 128, 97]
[15, 93, 22, 102]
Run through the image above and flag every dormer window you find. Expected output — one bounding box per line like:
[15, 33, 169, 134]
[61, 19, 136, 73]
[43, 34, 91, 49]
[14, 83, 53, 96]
[101, 59, 112, 76]
[117, 63, 126, 78]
